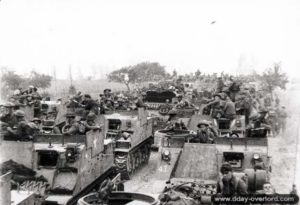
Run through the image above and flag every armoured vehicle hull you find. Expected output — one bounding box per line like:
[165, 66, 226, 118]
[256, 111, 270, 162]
[102, 108, 153, 180]
[155, 126, 271, 204]
[0, 129, 115, 205]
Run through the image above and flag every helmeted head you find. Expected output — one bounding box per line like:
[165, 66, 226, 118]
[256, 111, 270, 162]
[84, 94, 91, 100]
[86, 113, 96, 121]
[28, 85, 34, 92]
[213, 93, 222, 100]
[14, 110, 25, 121]
[3, 102, 15, 108]
[3, 102, 15, 113]
[65, 112, 76, 123]
[197, 120, 209, 130]
[31, 118, 42, 125]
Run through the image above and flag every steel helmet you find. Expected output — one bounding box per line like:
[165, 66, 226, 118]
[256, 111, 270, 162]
[86, 113, 96, 121]
[3, 102, 15, 108]
[14, 110, 25, 117]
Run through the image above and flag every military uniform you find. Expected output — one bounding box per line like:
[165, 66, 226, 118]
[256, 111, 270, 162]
[223, 99, 236, 120]
[217, 163, 248, 196]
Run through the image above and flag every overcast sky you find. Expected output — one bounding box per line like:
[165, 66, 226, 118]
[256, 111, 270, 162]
[0, 0, 299, 79]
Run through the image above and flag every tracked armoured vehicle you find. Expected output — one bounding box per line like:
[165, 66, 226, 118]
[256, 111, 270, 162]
[144, 90, 176, 111]
[154, 116, 271, 204]
[0, 123, 115, 205]
[101, 108, 153, 180]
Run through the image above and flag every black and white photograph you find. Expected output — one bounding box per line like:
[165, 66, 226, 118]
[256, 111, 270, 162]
[0, 0, 299, 204]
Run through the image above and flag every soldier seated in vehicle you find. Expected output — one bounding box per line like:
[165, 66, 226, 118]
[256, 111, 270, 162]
[80, 113, 102, 134]
[31, 117, 42, 131]
[190, 121, 215, 143]
[179, 120, 187, 130]
[175, 95, 190, 109]
[4, 110, 33, 141]
[0, 102, 16, 128]
[247, 109, 271, 135]
[80, 94, 99, 117]
[217, 163, 248, 196]
[135, 94, 147, 109]
[203, 93, 225, 119]
[61, 112, 82, 135]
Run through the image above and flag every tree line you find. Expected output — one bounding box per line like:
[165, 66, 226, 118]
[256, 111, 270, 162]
[0, 62, 289, 100]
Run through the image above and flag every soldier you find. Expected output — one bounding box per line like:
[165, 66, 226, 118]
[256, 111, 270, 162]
[263, 94, 272, 108]
[217, 163, 248, 195]
[32, 87, 42, 100]
[135, 94, 147, 109]
[31, 118, 42, 131]
[176, 95, 189, 109]
[61, 112, 81, 135]
[6, 110, 32, 141]
[191, 121, 215, 143]
[222, 94, 236, 120]
[203, 93, 224, 119]
[81, 94, 98, 117]
[216, 77, 224, 93]
[0, 102, 16, 127]
[278, 106, 288, 133]
[179, 120, 187, 130]
[74, 91, 83, 104]
[81, 113, 102, 133]
[227, 76, 241, 102]
[99, 94, 106, 114]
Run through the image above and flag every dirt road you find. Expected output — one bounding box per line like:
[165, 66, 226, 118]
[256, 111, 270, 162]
[268, 81, 300, 193]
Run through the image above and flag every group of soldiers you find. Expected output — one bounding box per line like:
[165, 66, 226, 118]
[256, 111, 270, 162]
[0, 85, 47, 140]
[68, 89, 147, 115]
[0, 101, 102, 140]
[0, 87, 147, 140]
[201, 76, 288, 136]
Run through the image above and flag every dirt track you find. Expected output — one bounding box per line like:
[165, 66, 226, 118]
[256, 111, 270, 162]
[268, 82, 300, 193]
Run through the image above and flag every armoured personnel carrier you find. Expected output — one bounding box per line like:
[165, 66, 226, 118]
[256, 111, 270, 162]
[155, 119, 271, 204]
[101, 108, 153, 180]
[0, 126, 115, 205]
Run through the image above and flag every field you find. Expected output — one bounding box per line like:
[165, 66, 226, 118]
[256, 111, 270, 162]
[43, 79, 128, 100]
